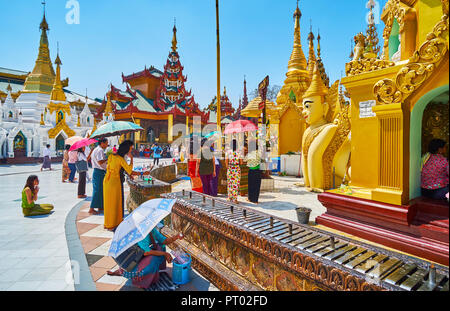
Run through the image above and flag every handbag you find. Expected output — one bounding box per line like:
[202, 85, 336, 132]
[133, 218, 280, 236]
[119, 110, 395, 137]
[191, 176, 202, 189]
[75, 160, 88, 173]
[114, 243, 145, 272]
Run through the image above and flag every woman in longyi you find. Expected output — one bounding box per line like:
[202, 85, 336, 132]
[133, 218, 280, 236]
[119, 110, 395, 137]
[103, 140, 145, 231]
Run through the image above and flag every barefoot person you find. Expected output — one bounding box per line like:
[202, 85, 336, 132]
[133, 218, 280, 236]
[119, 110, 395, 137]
[41, 144, 52, 171]
[107, 229, 183, 289]
[89, 138, 108, 215]
[62, 144, 71, 182]
[226, 139, 242, 204]
[103, 140, 146, 231]
[22, 175, 54, 217]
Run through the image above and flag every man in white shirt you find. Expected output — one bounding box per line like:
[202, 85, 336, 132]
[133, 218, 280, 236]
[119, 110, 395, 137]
[41, 144, 52, 171]
[89, 138, 109, 215]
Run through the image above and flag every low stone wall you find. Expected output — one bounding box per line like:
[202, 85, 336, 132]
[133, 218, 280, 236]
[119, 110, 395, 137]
[150, 164, 177, 183]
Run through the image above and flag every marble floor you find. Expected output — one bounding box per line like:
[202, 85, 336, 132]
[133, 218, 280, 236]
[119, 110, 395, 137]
[0, 159, 326, 291]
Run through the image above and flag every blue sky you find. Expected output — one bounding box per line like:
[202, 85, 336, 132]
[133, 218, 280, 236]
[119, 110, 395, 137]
[0, 0, 387, 108]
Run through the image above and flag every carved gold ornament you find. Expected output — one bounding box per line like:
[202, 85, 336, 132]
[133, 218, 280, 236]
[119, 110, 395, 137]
[374, 11, 449, 105]
[346, 58, 395, 76]
[382, 0, 410, 50]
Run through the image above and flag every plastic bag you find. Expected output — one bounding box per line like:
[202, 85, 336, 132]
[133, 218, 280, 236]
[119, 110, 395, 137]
[171, 247, 190, 265]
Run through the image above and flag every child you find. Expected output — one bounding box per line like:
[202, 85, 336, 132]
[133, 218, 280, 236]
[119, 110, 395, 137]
[22, 175, 54, 217]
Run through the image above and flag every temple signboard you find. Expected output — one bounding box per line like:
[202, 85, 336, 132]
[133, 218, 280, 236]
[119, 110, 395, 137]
[359, 100, 376, 118]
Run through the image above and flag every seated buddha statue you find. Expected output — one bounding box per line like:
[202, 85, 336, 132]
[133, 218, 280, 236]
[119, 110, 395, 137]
[301, 65, 351, 192]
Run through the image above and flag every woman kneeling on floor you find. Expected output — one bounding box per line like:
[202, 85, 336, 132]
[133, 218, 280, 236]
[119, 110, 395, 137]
[22, 175, 54, 217]
[107, 229, 183, 289]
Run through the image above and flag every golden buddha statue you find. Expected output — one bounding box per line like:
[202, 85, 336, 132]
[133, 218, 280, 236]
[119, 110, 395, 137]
[301, 65, 351, 192]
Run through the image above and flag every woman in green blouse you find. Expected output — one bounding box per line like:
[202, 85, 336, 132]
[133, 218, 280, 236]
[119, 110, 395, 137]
[22, 175, 54, 217]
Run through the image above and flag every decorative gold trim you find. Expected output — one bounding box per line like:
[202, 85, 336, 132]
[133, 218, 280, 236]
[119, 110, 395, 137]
[48, 121, 75, 139]
[374, 12, 449, 105]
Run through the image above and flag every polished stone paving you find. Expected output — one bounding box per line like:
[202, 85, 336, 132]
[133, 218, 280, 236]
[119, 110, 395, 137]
[0, 159, 326, 291]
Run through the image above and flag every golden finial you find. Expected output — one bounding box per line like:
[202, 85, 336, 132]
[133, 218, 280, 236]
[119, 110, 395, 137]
[294, 0, 301, 20]
[40, 112, 45, 125]
[317, 29, 321, 58]
[55, 42, 62, 65]
[288, 0, 307, 71]
[104, 89, 113, 116]
[303, 64, 328, 98]
[6, 82, 12, 93]
[40, 1, 49, 31]
[77, 113, 81, 127]
[223, 86, 227, 96]
[171, 18, 178, 52]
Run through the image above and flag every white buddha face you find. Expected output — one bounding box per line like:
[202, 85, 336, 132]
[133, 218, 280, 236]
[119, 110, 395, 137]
[302, 95, 326, 125]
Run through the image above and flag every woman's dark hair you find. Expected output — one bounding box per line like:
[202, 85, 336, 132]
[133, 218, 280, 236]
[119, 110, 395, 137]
[117, 140, 134, 157]
[428, 139, 446, 154]
[232, 139, 237, 152]
[24, 175, 38, 194]
[46, 144, 50, 148]
[98, 138, 108, 144]
[77, 147, 84, 154]
[65, 144, 71, 151]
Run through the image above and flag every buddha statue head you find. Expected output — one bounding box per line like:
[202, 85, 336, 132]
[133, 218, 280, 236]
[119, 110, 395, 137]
[302, 65, 329, 126]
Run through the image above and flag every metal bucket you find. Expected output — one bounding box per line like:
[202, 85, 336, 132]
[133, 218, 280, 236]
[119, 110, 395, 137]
[296, 207, 312, 224]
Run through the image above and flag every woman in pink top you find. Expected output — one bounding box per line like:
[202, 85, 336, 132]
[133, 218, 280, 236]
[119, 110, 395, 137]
[421, 139, 449, 200]
[68, 149, 78, 183]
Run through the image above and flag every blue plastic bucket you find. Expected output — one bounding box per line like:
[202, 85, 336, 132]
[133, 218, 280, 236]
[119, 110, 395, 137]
[172, 253, 192, 285]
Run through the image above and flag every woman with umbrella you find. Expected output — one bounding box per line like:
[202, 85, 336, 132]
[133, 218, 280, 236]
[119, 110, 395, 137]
[106, 199, 184, 289]
[107, 227, 183, 288]
[69, 138, 98, 198]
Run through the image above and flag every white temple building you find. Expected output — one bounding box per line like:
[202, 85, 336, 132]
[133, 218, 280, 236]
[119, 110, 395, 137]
[0, 10, 102, 162]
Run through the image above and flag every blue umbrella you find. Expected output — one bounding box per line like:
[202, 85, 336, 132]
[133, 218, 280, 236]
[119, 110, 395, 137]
[90, 121, 143, 139]
[108, 198, 176, 258]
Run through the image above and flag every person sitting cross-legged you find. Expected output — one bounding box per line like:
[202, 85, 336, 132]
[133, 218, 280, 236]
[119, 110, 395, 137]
[22, 175, 54, 217]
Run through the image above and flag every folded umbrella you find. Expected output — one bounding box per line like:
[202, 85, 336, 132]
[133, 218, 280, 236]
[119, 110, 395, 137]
[108, 198, 176, 259]
[69, 138, 98, 151]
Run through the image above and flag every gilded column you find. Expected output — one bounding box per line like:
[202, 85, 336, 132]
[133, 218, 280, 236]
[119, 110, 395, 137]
[134, 119, 141, 142]
[186, 115, 189, 136]
[168, 114, 173, 143]
[372, 103, 404, 205]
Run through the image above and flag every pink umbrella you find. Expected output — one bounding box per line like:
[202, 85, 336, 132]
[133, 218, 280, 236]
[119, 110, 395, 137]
[69, 138, 98, 151]
[224, 120, 258, 135]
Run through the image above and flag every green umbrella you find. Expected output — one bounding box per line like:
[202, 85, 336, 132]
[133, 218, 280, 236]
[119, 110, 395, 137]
[90, 121, 143, 139]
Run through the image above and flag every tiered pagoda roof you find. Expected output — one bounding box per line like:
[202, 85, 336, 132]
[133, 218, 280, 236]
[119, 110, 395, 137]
[206, 86, 235, 116]
[96, 23, 205, 122]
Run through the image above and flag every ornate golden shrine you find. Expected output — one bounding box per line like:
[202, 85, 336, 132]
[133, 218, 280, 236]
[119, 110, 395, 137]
[422, 100, 449, 158]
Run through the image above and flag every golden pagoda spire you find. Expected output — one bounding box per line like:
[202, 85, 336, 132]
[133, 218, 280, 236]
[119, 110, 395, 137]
[49, 43, 66, 102]
[23, 3, 56, 94]
[276, 0, 310, 106]
[6, 83, 12, 93]
[288, 0, 307, 72]
[316, 30, 330, 87]
[303, 64, 328, 99]
[307, 20, 316, 78]
[171, 18, 178, 52]
[223, 86, 227, 96]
